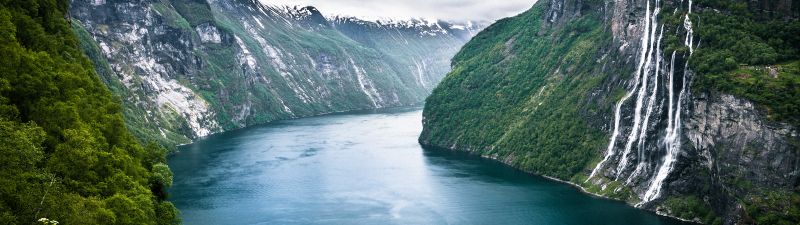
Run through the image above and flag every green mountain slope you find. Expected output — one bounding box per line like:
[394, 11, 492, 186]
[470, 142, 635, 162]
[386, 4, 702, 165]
[421, 0, 799, 224]
[422, 1, 612, 181]
[0, 0, 176, 224]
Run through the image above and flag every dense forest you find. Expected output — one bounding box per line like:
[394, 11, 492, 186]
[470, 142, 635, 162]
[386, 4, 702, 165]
[689, 0, 800, 126]
[0, 0, 178, 224]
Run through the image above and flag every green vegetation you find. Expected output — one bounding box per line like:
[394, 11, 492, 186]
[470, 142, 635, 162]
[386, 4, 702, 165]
[685, 2, 800, 222]
[71, 19, 193, 148]
[744, 191, 800, 225]
[690, 0, 800, 125]
[700, 61, 799, 124]
[421, 1, 612, 180]
[663, 195, 721, 225]
[151, 3, 192, 30]
[170, 0, 215, 26]
[579, 176, 638, 202]
[423, 0, 799, 223]
[0, 0, 178, 224]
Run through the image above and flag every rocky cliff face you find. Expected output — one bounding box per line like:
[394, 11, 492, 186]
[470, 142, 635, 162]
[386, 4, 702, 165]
[70, 0, 478, 145]
[420, 0, 799, 224]
[675, 92, 799, 223]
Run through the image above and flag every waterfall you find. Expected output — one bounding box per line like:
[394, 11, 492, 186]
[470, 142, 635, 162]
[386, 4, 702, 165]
[414, 58, 427, 88]
[586, 0, 654, 182]
[683, 11, 694, 54]
[642, 0, 694, 203]
[627, 26, 664, 185]
[615, 3, 661, 179]
[589, 0, 697, 204]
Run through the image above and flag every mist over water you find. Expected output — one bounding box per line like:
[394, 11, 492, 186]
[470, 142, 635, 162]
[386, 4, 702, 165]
[168, 107, 694, 225]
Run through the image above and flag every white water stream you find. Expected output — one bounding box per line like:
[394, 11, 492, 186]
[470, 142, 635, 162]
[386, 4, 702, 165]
[587, 0, 654, 181]
[587, 0, 696, 204]
[642, 0, 694, 203]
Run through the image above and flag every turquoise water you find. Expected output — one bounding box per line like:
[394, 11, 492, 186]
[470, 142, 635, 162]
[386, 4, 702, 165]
[168, 107, 694, 225]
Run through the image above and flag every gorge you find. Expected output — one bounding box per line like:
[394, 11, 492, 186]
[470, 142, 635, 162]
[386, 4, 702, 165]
[1, 0, 798, 224]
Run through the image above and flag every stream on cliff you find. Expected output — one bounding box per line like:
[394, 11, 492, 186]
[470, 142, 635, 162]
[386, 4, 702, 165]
[168, 107, 695, 224]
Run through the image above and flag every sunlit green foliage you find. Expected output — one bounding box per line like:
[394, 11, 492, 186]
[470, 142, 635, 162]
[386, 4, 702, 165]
[0, 0, 178, 224]
[421, 1, 611, 180]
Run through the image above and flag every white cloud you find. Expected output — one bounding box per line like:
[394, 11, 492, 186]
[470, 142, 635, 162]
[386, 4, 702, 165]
[259, 0, 538, 22]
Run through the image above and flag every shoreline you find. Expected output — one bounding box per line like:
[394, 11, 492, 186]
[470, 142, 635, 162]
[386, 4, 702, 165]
[423, 142, 701, 224]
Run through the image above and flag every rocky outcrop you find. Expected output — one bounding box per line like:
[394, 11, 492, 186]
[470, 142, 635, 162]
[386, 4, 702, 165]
[70, 0, 478, 145]
[677, 93, 799, 223]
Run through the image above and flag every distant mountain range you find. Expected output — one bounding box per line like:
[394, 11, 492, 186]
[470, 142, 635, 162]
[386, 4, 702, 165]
[70, 0, 483, 146]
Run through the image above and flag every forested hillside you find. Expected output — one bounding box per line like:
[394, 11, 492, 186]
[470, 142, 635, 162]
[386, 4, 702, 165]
[0, 0, 177, 224]
[689, 0, 799, 126]
[420, 0, 799, 224]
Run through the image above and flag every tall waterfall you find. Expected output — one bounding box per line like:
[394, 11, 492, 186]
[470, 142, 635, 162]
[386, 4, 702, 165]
[615, 2, 661, 179]
[628, 26, 664, 185]
[587, 0, 695, 204]
[643, 0, 695, 202]
[587, 0, 654, 181]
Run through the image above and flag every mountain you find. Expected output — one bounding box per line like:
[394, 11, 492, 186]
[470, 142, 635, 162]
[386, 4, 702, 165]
[69, 0, 480, 146]
[331, 17, 483, 91]
[0, 0, 177, 224]
[420, 0, 799, 224]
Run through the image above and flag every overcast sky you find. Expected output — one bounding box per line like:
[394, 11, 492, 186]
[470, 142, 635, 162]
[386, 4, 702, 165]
[260, 0, 537, 22]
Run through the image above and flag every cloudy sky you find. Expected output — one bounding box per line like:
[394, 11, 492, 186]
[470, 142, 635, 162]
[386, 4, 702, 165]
[260, 0, 537, 22]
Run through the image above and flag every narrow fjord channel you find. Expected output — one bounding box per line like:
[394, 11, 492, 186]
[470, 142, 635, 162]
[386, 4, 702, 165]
[168, 107, 693, 225]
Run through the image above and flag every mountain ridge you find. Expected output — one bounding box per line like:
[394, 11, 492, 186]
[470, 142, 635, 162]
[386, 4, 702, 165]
[71, 0, 482, 146]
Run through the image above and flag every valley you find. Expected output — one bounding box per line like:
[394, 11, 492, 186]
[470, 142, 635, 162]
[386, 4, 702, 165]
[0, 0, 796, 224]
[70, 0, 480, 146]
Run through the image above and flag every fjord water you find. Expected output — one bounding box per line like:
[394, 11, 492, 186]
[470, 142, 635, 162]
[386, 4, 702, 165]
[168, 108, 693, 225]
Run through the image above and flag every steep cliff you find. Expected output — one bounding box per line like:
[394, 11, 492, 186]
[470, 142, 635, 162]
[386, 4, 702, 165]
[420, 0, 799, 224]
[70, 0, 478, 146]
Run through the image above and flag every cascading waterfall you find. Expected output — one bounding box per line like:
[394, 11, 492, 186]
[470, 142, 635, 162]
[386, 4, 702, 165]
[586, 0, 652, 181]
[588, 0, 658, 181]
[642, 0, 694, 202]
[615, 2, 661, 178]
[684, 0, 694, 54]
[627, 26, 664, 185]
[587, 0, 696, 204]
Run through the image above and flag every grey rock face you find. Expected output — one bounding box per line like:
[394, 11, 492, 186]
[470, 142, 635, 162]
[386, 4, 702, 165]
[679, 93, 799, 222]
[71, 0, 478, 145]
[524, 0, 799, 222]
